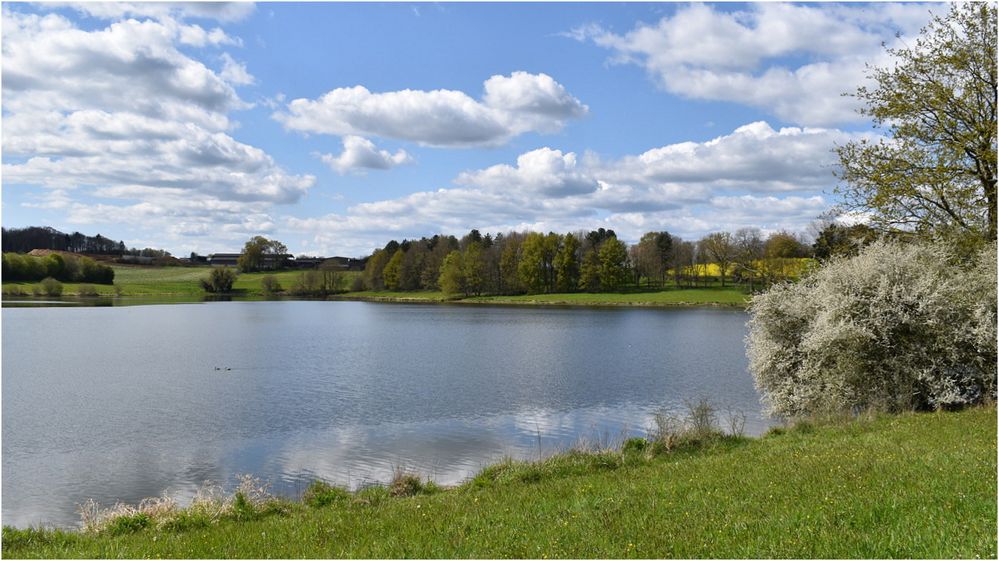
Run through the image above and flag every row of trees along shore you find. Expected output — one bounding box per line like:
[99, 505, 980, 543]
[358, 224, 869, 297]
[1, 252, 115, 284]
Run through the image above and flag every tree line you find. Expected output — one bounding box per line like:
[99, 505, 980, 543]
[2, 252, 115, 284]
[1, 226, 171, 258]
[357, 223, 871, 297]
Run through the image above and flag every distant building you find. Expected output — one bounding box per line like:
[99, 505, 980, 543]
[207, 253, 293, 269]
[324, 256, 368, 271]
[291, 256, 325, 269]
[207, 253, 240, 267]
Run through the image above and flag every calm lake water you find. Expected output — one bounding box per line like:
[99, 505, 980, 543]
[2, 301, 767, 528]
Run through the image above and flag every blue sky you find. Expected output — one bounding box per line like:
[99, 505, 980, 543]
[1, 2, 938, 256]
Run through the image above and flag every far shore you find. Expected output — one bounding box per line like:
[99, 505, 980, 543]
[3, 264, 754, 308]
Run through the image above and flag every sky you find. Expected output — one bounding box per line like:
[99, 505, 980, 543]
[1, 2, 941, 257]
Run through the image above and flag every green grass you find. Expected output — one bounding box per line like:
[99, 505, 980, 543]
[3, 408, 994, 558]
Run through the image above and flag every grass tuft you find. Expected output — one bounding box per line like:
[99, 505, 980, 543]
[389, 471, 428, 497]
[302, 481, 351, 508]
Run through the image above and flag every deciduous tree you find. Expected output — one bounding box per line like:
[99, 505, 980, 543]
[598, 236, 629, 291]
[835, 3, 997, 244]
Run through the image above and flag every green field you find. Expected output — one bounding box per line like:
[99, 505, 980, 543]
[3, 408, 994, 558]
[2, 266, 361, 298]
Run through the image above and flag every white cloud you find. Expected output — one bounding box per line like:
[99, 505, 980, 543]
[219, 52, 254, 85]
[177, 22, 240, 47]
[64, 2, 256, 23]
[320, 136, 414, 174]
[274, 72, 588, 147]
[456, 147, 598, 197]
[574, 3, 937, 126]
[599, 121, 866, 192]
[287, 121, 866, 255]
[2, 12, 245, 124]
[2, 8, 313, 251]
[481, 71, 589, 133]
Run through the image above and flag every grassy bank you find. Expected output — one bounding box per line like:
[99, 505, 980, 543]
[334, 285, 750, 307]
[465, 286, 749, 307]
[4, 407, 994, 558]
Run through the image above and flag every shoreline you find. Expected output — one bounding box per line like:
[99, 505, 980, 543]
[330, 293, 749, 309]
[3, 407, 993, 558]
[2, 290, 751, 309]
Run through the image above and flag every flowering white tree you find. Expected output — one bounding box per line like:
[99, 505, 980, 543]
[747, 241, 996, 418]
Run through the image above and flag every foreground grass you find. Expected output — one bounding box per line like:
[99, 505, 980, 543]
[4, 407, 994, 558]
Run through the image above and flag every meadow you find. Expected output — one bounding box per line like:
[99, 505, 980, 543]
[1, 266, 361, 298]
[3, 407, 994, 558]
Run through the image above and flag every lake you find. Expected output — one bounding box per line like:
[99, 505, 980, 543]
[2, 301, 767, 528]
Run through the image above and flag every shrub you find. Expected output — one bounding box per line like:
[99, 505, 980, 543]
[77, 284, 99, 297]
[4, 285, 27, 297]
[685, 399, 718, 439]
[200, 267, 238, 293]
[622, 437, 648, 454]
[40, 277, 63, 296]
[302, 481, 351, 508]
[231, 492, 257, 521]
[260, 275, 282, 295]
[44, 253, 65, 278]
[26, 256, 47, 281]
[648, 399, 726, 454]
[388, 471, 426, 497]
[104, 512, 150, 535]
[78, 257, 114, 284]
[747, 240, 997, 419]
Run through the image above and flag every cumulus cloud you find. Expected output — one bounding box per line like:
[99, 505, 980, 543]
[320, 136, 414, 174]
[274, 71, 588, 147]
[456, 147, 598, 197]
[599, 121, 865, 192]
[2, 8, 313, 250]
[572, 3, 936, 125]
[64, 2, 256, 23]
[288, 121, 867, 255]
[219, 52, 255, 85]
[2, 12, 245, 125]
